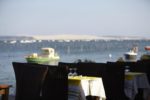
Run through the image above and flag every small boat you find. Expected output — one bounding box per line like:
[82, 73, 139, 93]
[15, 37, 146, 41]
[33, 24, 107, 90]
[10, 40, 17, 44]
[124, 46, 138, 61]
[144, 46, 150, 51]
[124, 51, 137, 61]
[26, 47, 60, 64]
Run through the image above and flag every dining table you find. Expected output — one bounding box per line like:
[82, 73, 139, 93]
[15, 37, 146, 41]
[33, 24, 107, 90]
[124, 72, 150, 100]
[68, 76, 106, 100]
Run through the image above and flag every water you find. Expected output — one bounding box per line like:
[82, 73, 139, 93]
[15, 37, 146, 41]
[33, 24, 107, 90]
[0, 39, 149, 94]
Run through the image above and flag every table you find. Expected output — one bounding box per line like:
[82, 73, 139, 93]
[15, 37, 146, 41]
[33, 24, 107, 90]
[125, 72, 150, 100]
[68, 76, 106, 100]
[0, 84, 11, 100]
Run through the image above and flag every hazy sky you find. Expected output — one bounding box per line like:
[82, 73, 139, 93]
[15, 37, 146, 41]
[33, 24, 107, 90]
[0, 0, 150, 36]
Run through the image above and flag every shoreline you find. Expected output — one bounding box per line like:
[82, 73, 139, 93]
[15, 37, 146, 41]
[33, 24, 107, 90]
[32, 34, 150, 40]
[0, 34, 150, 41]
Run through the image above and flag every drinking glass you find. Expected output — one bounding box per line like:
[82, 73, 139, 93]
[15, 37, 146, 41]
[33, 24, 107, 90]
[68, 68, 73, 76]
[72, 68, 78, 76]
[125, 66, 130, 73]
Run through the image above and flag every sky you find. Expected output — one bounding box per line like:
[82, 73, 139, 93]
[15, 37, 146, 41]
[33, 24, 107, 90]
[0, 0, 150, 37]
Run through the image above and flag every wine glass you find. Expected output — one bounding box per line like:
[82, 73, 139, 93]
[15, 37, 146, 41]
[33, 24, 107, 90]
[125, 66, 130, 73]
[72, 68, 78, 76]
[68, 68, 73, 76]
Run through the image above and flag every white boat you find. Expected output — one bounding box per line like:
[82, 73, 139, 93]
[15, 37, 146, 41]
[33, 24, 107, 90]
[26, 47, 60, 64]
[124, 46, 138, 61]
[10, 40, 17, 44]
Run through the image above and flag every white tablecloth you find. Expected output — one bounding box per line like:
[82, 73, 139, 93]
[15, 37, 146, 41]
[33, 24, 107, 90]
[125, 72, 150, 100]
[68, 76, 106, 100]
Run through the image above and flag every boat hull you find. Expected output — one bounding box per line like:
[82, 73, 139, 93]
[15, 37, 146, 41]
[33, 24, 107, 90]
[124, 54, 137, 61]
[26, 57, 60, 65]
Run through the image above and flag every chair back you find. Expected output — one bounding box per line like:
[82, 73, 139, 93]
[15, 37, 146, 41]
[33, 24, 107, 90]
[58, 62, 77, 68]
[136, 61, 150, 83]
[12, 62, 48, 100]
[42, 65, 68, 100]
[106, 62, 128, 100]
[76, 63, 106, 77]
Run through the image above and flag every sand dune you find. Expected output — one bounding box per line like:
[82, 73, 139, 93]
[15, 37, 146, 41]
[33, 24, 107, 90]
[32, 34, 149, 40]
[32, 34, 100, 40]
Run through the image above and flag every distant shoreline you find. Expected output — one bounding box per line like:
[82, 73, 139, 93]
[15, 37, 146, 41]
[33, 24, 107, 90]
[32, 34, 150, 40]
[0, 34, 150, 40]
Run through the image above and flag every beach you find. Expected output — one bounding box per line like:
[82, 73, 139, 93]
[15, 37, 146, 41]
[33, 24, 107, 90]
[31, 34, 150, 40]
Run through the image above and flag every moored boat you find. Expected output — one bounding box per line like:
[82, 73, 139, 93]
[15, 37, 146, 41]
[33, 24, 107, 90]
[124, 46, 138, 62]
[124, 51, 137, 61]
[144, 46, 150, 51]
[26, 47, 60, 64]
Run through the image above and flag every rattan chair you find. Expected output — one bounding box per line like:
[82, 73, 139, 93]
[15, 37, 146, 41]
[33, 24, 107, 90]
[106, 62, 129, 100]
[41, 65, 68, 100]
[12, 62, 48, 100]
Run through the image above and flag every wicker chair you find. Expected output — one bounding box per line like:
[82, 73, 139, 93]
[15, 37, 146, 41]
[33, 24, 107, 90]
[12, 62, 48, 100]
[106, 62, 129, 100]
[41, 65, 68, 100]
